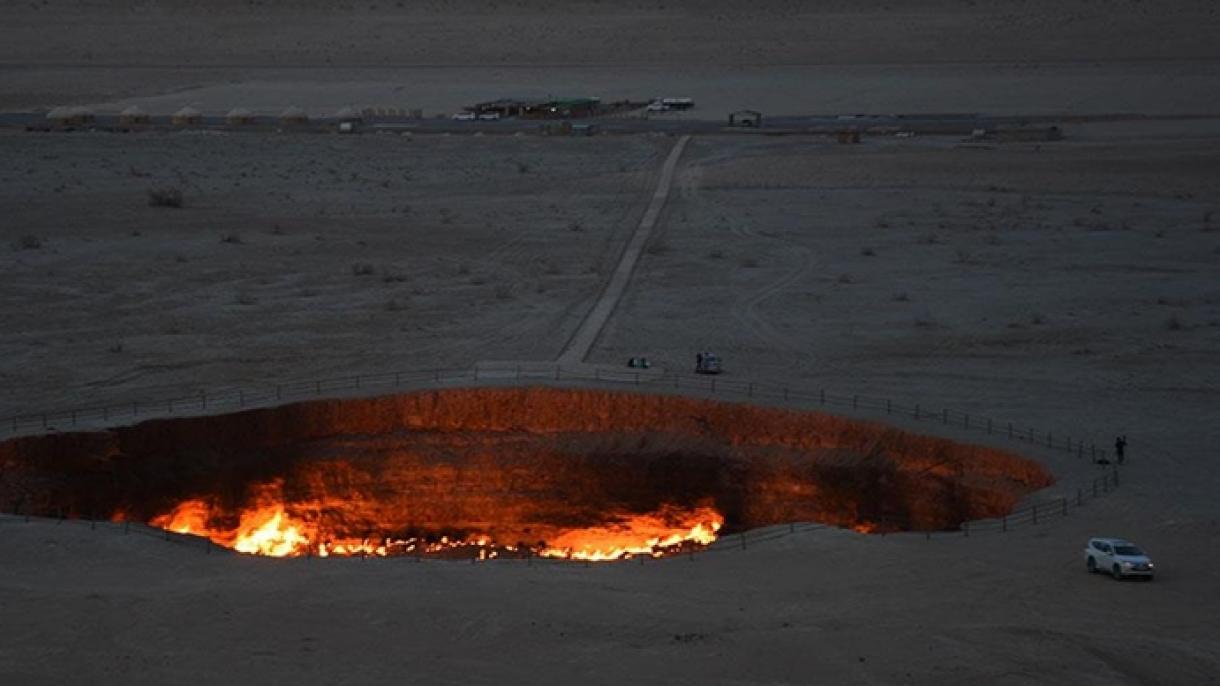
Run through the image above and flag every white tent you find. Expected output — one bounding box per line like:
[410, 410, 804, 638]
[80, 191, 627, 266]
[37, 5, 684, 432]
[119, 105, 150, 125]
[172, 106, 202, 125]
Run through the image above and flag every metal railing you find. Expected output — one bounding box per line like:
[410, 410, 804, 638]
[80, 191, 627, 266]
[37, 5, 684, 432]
[0, 363, 1125, 558]
[0, 364, 1116, 465]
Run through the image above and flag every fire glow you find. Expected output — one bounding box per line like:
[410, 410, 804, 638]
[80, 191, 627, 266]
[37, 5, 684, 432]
[148, 488, 724, 561]
[1, 388, 1055, 557]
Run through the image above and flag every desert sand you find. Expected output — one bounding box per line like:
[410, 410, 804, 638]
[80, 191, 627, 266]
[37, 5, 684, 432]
[2, 1, 1220, 684]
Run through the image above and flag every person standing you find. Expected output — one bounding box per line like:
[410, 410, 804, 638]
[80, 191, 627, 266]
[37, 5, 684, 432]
[1115, 435, 1127, 465]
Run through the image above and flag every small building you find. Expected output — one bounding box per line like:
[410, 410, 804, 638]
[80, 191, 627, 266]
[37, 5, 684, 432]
[279, 106, 309, 126]
[225, 107, 255, 126]
[172, 106, 202, 126]
[728, 110, 762, 128]
[118, 105, 151, 125]
[470, 99, 530, 118]
[836, 130, 861, 144]
[997, 125, 1063, 142]
[46, 106, 95, 126]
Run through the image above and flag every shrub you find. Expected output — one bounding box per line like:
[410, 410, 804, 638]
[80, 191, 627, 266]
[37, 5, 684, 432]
[13, 235, 41, 250]
[148, 187, 183, 208]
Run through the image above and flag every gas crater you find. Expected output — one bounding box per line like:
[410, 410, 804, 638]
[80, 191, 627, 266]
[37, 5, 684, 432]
[0, 387, 1052, 560]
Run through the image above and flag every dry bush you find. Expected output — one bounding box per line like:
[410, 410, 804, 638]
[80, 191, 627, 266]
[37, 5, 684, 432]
[12, 235, 41, 250]
[1166, 315, 1184, 331]
[893, 291, 910, 302]
[148, 187, 183, 208]
[860, 247, 876, 257]
[220, 233, 243, 244]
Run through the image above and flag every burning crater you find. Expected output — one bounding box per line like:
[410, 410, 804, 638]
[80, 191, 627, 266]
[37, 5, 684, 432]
[0, 388, 1051, 560]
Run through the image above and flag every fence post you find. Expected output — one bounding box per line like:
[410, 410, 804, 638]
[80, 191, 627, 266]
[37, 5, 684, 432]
[239, 390, 244, 408]
[1028, 428, 1034, 442]
[821, 390, 825, 405]
[396, 372, 402, 386]
[168, 399, 174, 413]
[853, 395, 858, 409]
[133, 401, 139, 417]
[276, 385, 282, 401]
[987, 418, 992, 434]
[1008, 422, 1013, 438]
[886, 399, 891, 414]
[71, 410, 76, 426]
[201, 391, 207, 410]
[1062, 498, 1067, 517]
[784, 387, 789, 401]
[1032, 505, 1038, 525]
[914, 404, 920, 420]
[1047, 432, 1052, 448]
[942, 409, 948, 424]
[964, 414, 969, 429]
[740, 532, 746, 550]
[711, 378, 716, 393]
[315, 380, 321, 394]
[42, 413, 47, 428]
[749, 383, 754, 397]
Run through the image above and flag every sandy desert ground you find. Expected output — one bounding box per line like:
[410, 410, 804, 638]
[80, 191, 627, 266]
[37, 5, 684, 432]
[3, 1, 1220, 684]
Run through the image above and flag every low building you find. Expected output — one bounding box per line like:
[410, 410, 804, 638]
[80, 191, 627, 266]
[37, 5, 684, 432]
[728, 110, 762, 127]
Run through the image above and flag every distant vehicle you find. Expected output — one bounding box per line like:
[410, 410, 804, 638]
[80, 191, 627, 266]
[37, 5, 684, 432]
[337, 122, 356, 134]
[451, 111, 477, 121]
[1085, 538, 1155, 580]
[647, 97, 695, 112]
[627, 357, 651, 369]
[695, 352, 722, 374]
[477, 112, 502, 121]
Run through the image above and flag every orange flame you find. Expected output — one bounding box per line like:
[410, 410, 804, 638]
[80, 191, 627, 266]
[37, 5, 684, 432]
[539, 506, 723, 561]
[147, 484, 723, 561]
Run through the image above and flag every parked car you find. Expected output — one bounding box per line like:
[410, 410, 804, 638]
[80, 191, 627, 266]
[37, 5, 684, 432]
[451, 111, 476, 121]
[1085, 538, 1155, 580]
[695, 352, 722, 374]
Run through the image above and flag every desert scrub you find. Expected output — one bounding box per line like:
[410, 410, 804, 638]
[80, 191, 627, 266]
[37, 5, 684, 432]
[148, 187, 184, 208]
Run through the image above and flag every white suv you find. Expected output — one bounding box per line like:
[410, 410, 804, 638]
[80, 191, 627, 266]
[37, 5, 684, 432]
[1085, 538, 1155, 581]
